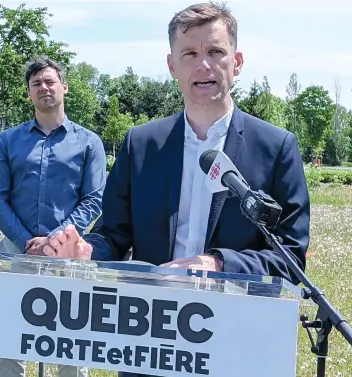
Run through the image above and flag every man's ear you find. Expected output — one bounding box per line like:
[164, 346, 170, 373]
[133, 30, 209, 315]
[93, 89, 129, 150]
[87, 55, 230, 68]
[167, 53, 177, 79]
[233, 51, 244, 77]
[63, 82, 69, 94]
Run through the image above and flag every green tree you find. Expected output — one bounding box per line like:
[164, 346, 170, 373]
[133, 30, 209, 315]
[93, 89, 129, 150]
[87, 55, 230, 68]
[230, 79, 243, 103]
[93, 74, 117, 137]
[239, 78, 287, 128]
[134, 113, 150, 126]
[103, 95, 134, 157]
[238, 79, 262, 116]
[294, 86, 334, 160]
[161, 79, 184, 116]
[346, 112, 352, 162]
[324, 104, 351, 165]
[137, 77, 167, 119]
[114, 66, 141, 117]
[285, 73, 303, 139]
[0, 4, 75, 127]
[96, 73, 115, 103]
[65, 63, 100, 130]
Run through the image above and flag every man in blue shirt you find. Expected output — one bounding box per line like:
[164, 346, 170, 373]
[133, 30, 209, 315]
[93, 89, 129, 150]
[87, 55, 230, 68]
[0, 57, 106, 376]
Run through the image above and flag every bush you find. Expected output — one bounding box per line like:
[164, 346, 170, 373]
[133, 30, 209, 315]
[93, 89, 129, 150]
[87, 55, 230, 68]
[106, 154, 115, 172]
[320, 169, 352, 184]
[304, 166, 352, 187]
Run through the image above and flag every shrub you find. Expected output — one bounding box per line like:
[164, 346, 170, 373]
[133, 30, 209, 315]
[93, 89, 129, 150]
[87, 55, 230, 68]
[320, 170, 352, 185]
[106, 155, 115, 172]
[304, 166, 352, 187]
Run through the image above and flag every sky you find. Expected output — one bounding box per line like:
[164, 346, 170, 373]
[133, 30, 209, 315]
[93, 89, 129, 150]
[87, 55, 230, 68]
[2, 0, 352, 108]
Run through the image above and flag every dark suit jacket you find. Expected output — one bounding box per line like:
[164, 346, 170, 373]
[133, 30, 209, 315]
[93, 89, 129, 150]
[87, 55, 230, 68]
[84, 106, 310, 377]
[86, 106, 310, 283]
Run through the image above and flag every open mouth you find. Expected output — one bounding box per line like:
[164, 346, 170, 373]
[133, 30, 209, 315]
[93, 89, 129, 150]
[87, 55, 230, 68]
[194, 80, 217, 87]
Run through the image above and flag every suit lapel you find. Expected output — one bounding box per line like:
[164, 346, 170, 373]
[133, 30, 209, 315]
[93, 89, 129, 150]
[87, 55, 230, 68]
[167, 114, 185, 259]
[204, 106, 245, 249]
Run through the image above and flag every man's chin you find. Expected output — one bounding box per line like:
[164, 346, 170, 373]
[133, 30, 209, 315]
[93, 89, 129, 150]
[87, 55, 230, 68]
[190, 93, 225, 107]
[38, 104, 57, 113]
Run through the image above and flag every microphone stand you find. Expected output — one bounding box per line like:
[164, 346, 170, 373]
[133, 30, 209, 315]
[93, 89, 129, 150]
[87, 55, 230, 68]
[239, 190, 352, 377]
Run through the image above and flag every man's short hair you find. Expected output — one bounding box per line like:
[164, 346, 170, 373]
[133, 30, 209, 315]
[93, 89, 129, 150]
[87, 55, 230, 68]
[168, 2, 238, 49]
[25, 56, 66, 87]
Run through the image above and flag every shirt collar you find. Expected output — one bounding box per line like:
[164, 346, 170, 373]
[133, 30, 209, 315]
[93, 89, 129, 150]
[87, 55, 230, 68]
[28, 115, 71, 133]
[184, 99, 234, 141]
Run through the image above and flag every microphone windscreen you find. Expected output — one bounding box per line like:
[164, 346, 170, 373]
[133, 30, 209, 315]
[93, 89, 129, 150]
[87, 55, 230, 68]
[199, 149, 218, 174]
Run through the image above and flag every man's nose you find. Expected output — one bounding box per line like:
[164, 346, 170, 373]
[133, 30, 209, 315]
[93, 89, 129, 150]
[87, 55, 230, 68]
[38, 82, 49, 91]
[195, 52, 212, 71]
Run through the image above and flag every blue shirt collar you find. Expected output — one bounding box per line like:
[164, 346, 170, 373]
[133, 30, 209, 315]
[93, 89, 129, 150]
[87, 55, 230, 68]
[28, 115, 71, 133]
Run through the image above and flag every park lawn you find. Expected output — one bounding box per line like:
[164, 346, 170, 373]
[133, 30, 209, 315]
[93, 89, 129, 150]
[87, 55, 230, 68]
[296, 204, 352, 376]
[9, 184, 352, 376]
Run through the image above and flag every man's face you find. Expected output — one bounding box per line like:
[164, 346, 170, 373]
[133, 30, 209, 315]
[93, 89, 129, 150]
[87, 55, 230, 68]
[28, 67, 68, 112]
[167, 20, 243, 107]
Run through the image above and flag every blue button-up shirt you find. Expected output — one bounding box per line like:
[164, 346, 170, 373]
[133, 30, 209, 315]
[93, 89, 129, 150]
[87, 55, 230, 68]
[0, 116, 106, 252]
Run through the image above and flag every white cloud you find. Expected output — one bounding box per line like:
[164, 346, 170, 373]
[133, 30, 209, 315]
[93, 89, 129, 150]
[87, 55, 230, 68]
[2, 0, 351, 106]
[69, 34, 352, 107]
[3, 0, 350, 27]
[71, 39, 172, 80]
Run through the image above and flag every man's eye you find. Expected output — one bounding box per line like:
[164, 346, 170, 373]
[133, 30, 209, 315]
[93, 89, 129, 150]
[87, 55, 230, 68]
[184, 51, 196, 56]
[209, 49, 222, 54]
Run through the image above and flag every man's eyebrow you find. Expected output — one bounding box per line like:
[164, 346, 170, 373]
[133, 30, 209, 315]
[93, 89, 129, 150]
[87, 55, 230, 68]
[180, 43, 226, 54]
[180, 46, 195, 54]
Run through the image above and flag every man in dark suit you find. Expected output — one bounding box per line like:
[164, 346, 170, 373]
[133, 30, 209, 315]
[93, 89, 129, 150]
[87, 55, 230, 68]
[44, 2, 309, 286]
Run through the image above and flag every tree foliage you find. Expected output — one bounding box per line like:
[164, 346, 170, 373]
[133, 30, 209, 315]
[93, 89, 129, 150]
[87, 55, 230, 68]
[0, 4, 74, 127]
[102, 95, 134, 157]
[65, 63, 100, 130]
[294, 86, 335, 158]
[1, 4, 351, 165]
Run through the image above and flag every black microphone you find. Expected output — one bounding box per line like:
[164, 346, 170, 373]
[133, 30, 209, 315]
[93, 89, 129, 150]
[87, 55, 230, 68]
[199, 149, 282, 229]
[200, 150, 352, 369]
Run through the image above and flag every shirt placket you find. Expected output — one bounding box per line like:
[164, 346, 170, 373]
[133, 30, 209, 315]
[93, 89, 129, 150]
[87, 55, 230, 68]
[37, 134, 51, 235]
[185, 137, 213, 257]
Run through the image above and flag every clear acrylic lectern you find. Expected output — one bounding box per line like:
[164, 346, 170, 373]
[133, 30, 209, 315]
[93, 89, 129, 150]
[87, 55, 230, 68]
[0, 253, 314, 377]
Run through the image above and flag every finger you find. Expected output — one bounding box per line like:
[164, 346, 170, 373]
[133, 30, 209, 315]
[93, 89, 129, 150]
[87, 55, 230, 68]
[160, 262, 180, 268]
[48, 237, 66, 258]
[160, 261, 172, 267]
[188, 264, 208, 271]
[27, 248, 45, 256]
[77, 242, 93, 260]
[43, 245, 57, 257]
[55, 230, 68, 244]
[64, 224, 80, 243]
[160, 257, 189, 267]
[26, 248, 37, 255]
[26, 239, 35, 250]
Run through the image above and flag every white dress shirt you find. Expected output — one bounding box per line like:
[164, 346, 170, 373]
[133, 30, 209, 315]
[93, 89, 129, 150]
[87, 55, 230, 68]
[173, 101, 234, 260]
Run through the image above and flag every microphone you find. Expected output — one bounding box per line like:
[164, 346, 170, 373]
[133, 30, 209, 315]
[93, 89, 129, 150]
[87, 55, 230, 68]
[199, 149, 282, 229]
[200, 149, 352, 366]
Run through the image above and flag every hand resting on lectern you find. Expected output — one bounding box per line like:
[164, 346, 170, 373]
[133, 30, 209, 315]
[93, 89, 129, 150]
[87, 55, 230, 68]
[43, 224, 92, 260]
[43, 224, 223, 272]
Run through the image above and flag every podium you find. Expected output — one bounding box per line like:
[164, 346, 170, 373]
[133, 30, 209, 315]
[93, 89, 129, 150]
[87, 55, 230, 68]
[0, 253, 313, 377]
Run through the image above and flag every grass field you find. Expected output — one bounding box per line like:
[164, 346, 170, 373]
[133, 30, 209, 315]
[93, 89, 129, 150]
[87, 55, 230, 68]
[1, 183, 352, 376]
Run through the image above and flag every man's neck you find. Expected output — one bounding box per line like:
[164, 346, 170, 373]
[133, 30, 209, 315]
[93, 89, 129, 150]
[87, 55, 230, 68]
[185, 96, 233, 141]
[35, 109, 66, 135]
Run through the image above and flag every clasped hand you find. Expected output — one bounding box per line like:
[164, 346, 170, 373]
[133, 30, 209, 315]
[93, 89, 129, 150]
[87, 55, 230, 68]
[42, 225, 223, 272]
